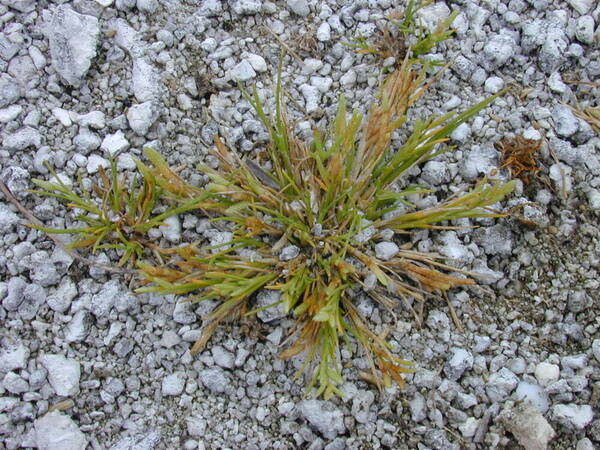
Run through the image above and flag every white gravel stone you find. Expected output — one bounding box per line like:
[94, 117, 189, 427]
[500, 403, 555, 450]
[592, 339, 600, 362]
[0, 74, 21, 108]
[577, 438, 595, 450]
[3, 127, 42, 151]
[76, 111, 105, 129]
[228, 60, 256, 82]
[298, 400, 346, 440]
[39, 354, 81, 396]
[553, 105, 580, 137]
[3, 371, 29, 393]
[459, 417, 479, 438]
[575, 15, 595, 44]
[340, 70, 357, 87]
[482, 33, 516, 70]
[74, 128, 102, 153]
[551, 404, 594, 430]
[199, 367, 229, 393]
[316, 22, 331, 41]
[451, 122, 471, 143]
[42, 6, 100, 87]
[486, 367, 518, 402]
[0, 340, 29, 371]
[159, 215, 181, 243]
[280, 245, 300, 261]
[375, 242, 399, 261]
[567, 0, 594, 14]
[484, 76, 505, 93]
[515, 382, 550, 413]
[86, 154, 110, 174]
[534, 362, 560, 386]
[287, 0, 310, 16]
[127, 101, 158, 135]
[34, 410, 87, 450]
[101, 131, 129, 156]
[0, 204, 20, 233]
[310, 76, 333, 93]
[132, 58, 162, 102]
[162, 372, 185, 396]
[245, 53, 267, 72]
[137, 0, 158, 13]
[212, 346, 235, 369]
[255, 290, 285, 322]
[0, 104, 22, 122]
[299, 84, 320, 114]
[444, 348, 474, 381]
[51, 108, 73, 126]
[416, 2, 451, 33]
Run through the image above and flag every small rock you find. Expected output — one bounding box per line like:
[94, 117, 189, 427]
[199, 367, 229, 394]
[255, 290, 285, 322]
[74, 129, 102, 153]
[484, 76, 505, 93]
[64, 311, 93, 343]
[162, 372, 185, 396]
[298, 400, 346, 440]
[39, 354, 81, 396]
[552, 404, 594, 430]
[592, 339, 600, 362]
[577, 438, 595, 450]
[86, 154, 109, 174]
[553, 105, 580, 138]
[35, 410, 87, 449]
[245, 53, 267, 72]
[280, 245, 300, 261]
[101, 130, 129, 156]
[3, 371, 29, 394]
[482, 33, 515, 70]
[76, 111, 105, 129]
[486, 368, 518, 402]
[444, 348, 474, 381]
[159, 215, 181, 243]
[375, 242, 399, 261]
[575, 16, 595, 44]
[127, 101, 158, 135]
[132, 58, 162, 102]
[42, 6, 100, 87]
[137, 0, 158, 13]
[416, 2, 451, 33]
[566, 0, 594, 14]
[287, 0, 310, 16]
[535, 362, 560, 386]
[316, 22, 331, 41]
[228, 60, 256, 82]
[0, 340, 29, 372]
[3, 127, 42, 151]
[500, 403, 555, 450]
[515, 382, 550, 413]
[409, 393, 427, 422]
[0, 204, 19, 233]
[212, 346, 235, 369]
[299, 84, 321, 114]
[0, 74, 22, 109]
[232, 0, 262, 15]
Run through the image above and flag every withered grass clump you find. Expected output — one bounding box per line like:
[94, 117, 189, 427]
[33, 55, 514, 398]
[496, 135, 542, 184]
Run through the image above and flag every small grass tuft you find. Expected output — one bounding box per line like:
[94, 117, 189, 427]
[347, 0, 458, 65]
[32, 54, 515, 398]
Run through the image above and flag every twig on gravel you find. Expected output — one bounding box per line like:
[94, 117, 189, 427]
[0, 179, 135, 275]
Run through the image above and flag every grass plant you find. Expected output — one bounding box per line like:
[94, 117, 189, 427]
[347, 0, 458, 64]
[32, 53, 515, 398]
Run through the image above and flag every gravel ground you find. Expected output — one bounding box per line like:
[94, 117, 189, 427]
[0, 0, 599, 449]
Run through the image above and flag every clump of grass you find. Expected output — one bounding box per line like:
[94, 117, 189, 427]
[29, 151, 209, 267]
[496, 135, 542, 184]
[33, 55, 514, 398]
[348, 0, 458, 64]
